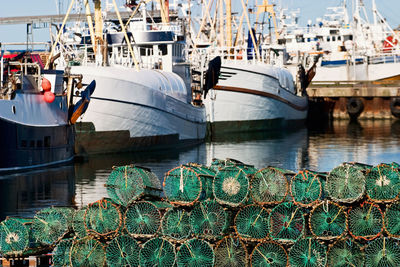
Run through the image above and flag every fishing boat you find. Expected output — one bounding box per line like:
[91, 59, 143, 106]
[0, 49, 93, 172]
[52, 1, 214, 155]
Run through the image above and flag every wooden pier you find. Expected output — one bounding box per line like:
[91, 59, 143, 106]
[306, 80, 400, 120]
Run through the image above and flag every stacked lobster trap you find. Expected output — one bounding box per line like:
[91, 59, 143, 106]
[1, 161, 400, 266]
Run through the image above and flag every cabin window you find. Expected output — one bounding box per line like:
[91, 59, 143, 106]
[159, 45, 168, 55]
[332, 36, 336, 41]
[307, 38, 311, 42]
[37, 140, 43, 148]
[338, 36, 341, 41]
[327, 36, 331, 42]
[44, 136, 51, 147]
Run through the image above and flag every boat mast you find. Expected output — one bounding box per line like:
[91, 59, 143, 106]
[84, 0, 97, 53]
[219, 0, 225, 46]
[94, 0, 104, 47]
[225, 0, 232, 48]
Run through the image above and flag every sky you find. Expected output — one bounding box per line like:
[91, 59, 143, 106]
[0, 0, 400, 49]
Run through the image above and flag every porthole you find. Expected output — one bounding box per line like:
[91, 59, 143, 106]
[12, 105, 16, 114]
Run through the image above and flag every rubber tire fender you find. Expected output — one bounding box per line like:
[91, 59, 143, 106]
[346, 98, 364, 119]
[390, 97, 400, 118]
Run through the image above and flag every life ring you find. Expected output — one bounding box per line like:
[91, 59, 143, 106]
[390, 97, 400, 118]
[346, 98, 364, 119]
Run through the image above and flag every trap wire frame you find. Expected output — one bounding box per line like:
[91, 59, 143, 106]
[105, 234, 140, 267]
[290, 170, 323, 208]
[124, 200, 162, 238]
[288, 238, 327, 267]
[139, 237, 176, 267]
[70, 237, 106, 267]
[214, 235, 248, 267]
[52, 238, 73, 267]
[327, 237, 365, 267]
[365, 237, 400, 267]
[365, 163, 400, 203]
[234, 204, 269, 242]
[72, 207, 88, 239]
[161, 207, 191, 240]
[348, 201, 383, 241]
[383, 202, 400, 238]
[250, 241, 288, 267]
[0, 217, 32, 257]
[176, 238, 215, 267]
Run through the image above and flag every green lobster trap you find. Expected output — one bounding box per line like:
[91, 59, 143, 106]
[309, 201, 347, 240]
[72, 207, 88, 239]
[234, 204, 269, 242]
[163, 164, 215, 206]
[366, 163, 400, 203]
[250, 167, 289, 205]
[32, 207, 71, 245]
[269, 202, 305, 243]
[106, 234, 140, 267]
[250, 241, 288, 267]
[0, 217, 31, 257]
[176, 238, 215, 267]
[105, 165, 162, 207]
[209, 158, 249, 172]
[348, 201, 383, 241]
[52, 238, 73, 267]
[84, 198, 123, 240]
[288, 238, 327, 267]
[214, 236, 248, 267]
[213, 165, 257, 207]
[139, 237, 176, 267]
[125, 201, 161, 238]
[365, 237, 400, 267]
[190, 200, 228, 239]
[161, 207, 191, 240]
[326, 162, 367, 203]
[384, 202, 400, 237]
[70, 237, 105, 267]
[290, 170, 322, 207]
[327, 237, 365, 267]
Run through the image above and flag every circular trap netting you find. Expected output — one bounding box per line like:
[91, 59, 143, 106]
[290, 170, 322, 207]
[84, 198, 122, 240]
[348, 201, 383, 241]
[52, 238, 73, 267]
[163, 165, 214, 206]
[250, 167, 288, 205]
[327, 163, 366, 203]
[365, 237, 400, 267]
[139, 237, 176, 267]
[213, 165, 255, 207]
[105, 165, 161, 207]
[176, 238, 215, 267]
[384, 202, 400, 237]
[250, 241, 288, 267]
[309, 201, 347, 240]
[366, 164, 400, 202]
[161, 207, 191, 240]
[327, 237, 364, 267]
[32, 207, 70, 245]
[190, 200, 228, 238]
[289, 238, 327, 267]
[125, 201, 161, 237]
[214, 236, 248, 267]
[72, 207, 87, 239]
[70, 237, 105, 267]
[0, 217, 30, 256]
[234, 204, 269, 241]
[105, 234, 140, 267]
[269, 202, 305, 243]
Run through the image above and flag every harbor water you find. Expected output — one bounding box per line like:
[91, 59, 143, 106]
[0, 119, 399, 220]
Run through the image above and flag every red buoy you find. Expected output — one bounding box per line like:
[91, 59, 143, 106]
[41, 77, 51, 91]
[44, 91, 55, 103]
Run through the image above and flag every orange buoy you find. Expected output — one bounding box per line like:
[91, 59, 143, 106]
[44, 91, 55, 103]
[41, 77, 51, 91]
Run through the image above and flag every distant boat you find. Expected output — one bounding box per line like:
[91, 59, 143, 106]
[0, 52, 93, 172]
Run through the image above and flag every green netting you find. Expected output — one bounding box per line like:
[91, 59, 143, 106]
[106, 234, 140, 267]
[163, 165, 215, 206]
[384, 202, 400, 237]
[390, 162, 400, 169]
[161, 208, 191, 240]
[209, 158, 228, 172]
[234, 204, 269, 241]
[53, 207, 75, 228]
[214, 236, 248, 267]
[250, 167, 288, 205]
[176, 238, 215, 267]
[327, 237, 364, 267]
[366, 164, 400, 202]
[190, 200, 228, 238]
[84, 198, 122, 240]
[139, 237, 176, 267]
[309, 201, 347, 240]
[72, 207, 88, 238]
[32, 207, 70, 245]
[105, 165, 162, 206]
[52, 238, 73, 267]
[269, 202, 305, 243]
[213, 165, 256, 207]
[365, 237, 400, 267]
[125, 201, 161, 237]
[288, 238, 327, 267]
[290, 170, 322, 207]
[327, 163, 366, 203]
[348, 201, 383, 241]
[250, 241, 288, 267]
[70, 237, 105, 267]
[0, 217, 31, 256]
